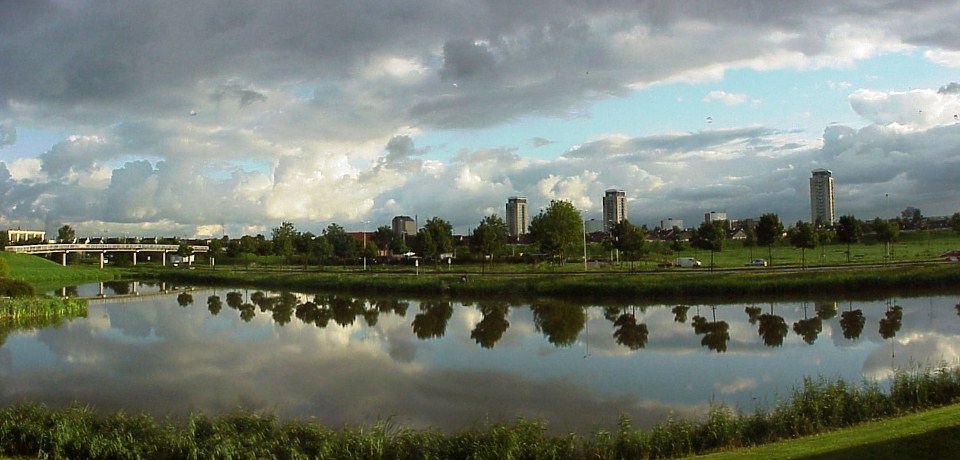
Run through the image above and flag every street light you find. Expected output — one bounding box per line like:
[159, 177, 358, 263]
[362, 220, 370, 271]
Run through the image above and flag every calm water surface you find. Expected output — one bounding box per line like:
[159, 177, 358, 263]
[2, 282, 958, 433]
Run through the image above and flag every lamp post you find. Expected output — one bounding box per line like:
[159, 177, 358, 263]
[582, 219, 587, 271]
[362, 220, 369, 271]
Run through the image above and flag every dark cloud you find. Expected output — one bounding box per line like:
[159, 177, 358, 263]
[0, 123, 14, 146]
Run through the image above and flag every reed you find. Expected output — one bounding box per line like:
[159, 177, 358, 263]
[1, 368, 958, 459]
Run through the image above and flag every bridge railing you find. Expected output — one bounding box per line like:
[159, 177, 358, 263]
[3, 243, 210, 254]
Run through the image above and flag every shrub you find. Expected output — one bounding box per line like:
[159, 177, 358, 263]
[0, 278, 34, 297]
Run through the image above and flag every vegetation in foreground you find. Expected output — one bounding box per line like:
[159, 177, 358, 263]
[1, 369, 959, 459]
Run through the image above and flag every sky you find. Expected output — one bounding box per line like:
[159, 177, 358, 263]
[2, 1, 960, 238]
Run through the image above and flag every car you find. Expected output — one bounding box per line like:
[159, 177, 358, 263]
[745, 258, 768, 267]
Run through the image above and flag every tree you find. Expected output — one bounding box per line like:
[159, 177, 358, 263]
[609, 220, 645, 269]
[324, 223, 359, 260]
[373, 226, 396, 255]
[57, 225, 76, 243]
[417, 217, 453, 261]
[835, 215, 862, 263]
[788, 221, 817, 268]
[470, 215, 508, 266]
[755, 213, 784, 265]
[692, 220, 725, 269]
[529, 200, 582, 262]
[271, 221, 298, 262]
[873, 217, 900, 262]
[950, 212, 960, 235]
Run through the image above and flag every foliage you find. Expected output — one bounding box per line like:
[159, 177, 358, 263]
[788, 221, 818, 268]
[872, 217, 900, 243]
[755, 213, 783, 264]
[470, 214, 509, 260]
[417, 216, 453, 260]
[692, 220, 725, 268]
[57, 224, 76, 243]
[529, 200, 582, 260]
[951, 212, 960, 234]
[324, 223, 360, 260]
[270, 221, 297, 259]
[609, 220, 646, 266]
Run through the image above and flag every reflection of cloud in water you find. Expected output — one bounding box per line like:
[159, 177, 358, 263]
[861, 334, 960, 380]
[713, 377, 758, 395]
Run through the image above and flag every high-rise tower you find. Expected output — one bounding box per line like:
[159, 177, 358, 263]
[809, 169, 836, 226]
[602, 189, 627, 231]
[505, 196, 528, 241]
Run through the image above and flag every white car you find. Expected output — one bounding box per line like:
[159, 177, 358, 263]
[745, 258, 768, 267]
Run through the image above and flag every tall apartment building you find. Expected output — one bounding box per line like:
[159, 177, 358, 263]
[391, 215, 416, 237]
[602, 189, 627, 231]
[704, 211, 727, 223]
[505, 196, 528, 241]
[809, 169, 836, 226]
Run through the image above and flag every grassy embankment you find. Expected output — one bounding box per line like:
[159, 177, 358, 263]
[0, 251, 121, 293]
[0, 370, 959, 459]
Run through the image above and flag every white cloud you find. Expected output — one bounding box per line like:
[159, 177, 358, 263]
[702, 91, 749, 106]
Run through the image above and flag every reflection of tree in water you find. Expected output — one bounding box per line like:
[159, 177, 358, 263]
[815, 302, 838, 321]
[744, 306, 762, 325]
[470, 301, 510, 349]
[412, 301, 453, 339]
[531, 302, 585, 347]
[672, 305, 690, 323]
[792, 303, 822, 345]
[207, 295, 222, 315]
[839, 303, 865, 340]
[226, 292, 243, 309]
[956, 303, 960, 317]
[601, 306, 648, 351]
[691, 306, 729, 352]
[757, 305, 788, 347]
[103, 281, 131, 295]
[177, 292, 193, 307]
[878, 302, 903, 339]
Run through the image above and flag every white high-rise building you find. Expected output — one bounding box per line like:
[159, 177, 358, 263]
[391, 216, 416, 237]
[602, 189, 627, 231]
[505, 196, 528, 241]
[809, 169, 836, 226]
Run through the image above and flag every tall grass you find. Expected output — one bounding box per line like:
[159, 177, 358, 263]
[1, 368, 958, 459]
[0, 297, 87, 322]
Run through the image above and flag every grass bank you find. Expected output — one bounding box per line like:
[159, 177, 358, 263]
[0, 252, 121, 290]
[143, 263, 960, 302]
[0, 369, 958, 459]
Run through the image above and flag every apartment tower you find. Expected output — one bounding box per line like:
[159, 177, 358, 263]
[505, 196, 528, 241]
[602, 189, 627, 231]
[809, 169, 836, 226]
[391, 215, 416, 237]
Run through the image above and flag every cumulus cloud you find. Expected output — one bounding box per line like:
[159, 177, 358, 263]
[1, 1, 960, 235]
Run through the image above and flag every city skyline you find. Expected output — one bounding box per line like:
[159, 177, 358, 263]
[2, 2, 960, 237]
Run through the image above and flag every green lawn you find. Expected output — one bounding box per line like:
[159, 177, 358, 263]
[0, 252, 121, 289]
[698, 403, 960, 459]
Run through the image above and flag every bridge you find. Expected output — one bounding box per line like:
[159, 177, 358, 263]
[3, 243, 210, 268]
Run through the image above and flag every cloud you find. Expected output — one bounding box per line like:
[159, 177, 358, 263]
[702, 91, 749, 106]
[1, 2, 960, 235]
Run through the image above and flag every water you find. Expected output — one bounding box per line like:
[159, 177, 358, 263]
[2, 282, 958, 433]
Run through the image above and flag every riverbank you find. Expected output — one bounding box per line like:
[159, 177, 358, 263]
[0, 369, 958, 459]
[140, 263, 960, 302]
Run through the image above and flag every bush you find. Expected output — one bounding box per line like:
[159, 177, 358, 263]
[0, 278, 34, 297]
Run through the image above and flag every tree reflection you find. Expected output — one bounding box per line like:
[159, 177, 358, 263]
[226, 291, 243, 309]
[103, 281, 131, 295]
[602, 306, 648, 351]
[412, 300, 453, 339]
[470, 301, 510, 348]
[672, 305, 690, 323]
[177, 292, 193, 307]
[757, 304, 788, 347]
[531, 302, 585, 347]
[744, 306, 762, 325]
[207, 295, 222, 316]
[815, 302, 838, 321]
[839, 303, 866, 340]
[878, 302, 903, 339]
[792, 303, 822, 345]
[691, 306, 729, 352]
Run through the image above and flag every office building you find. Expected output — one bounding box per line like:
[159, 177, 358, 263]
[704, 211, 727, 223]
[809, 169, 836, 226]
[391, 216, 416, 237]
[602, 189, 627, 231]
[505, 196, 528, 240]
[660, 218, 684, 231]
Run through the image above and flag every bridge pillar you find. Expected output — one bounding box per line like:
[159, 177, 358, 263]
[162, 252, 166, 266]
[61, 252, 67, 266]
[132, 251, 137, 266]
[99, 252, 105, 269]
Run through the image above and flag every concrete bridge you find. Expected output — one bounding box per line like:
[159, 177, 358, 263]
[4, 243, 210, 268]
